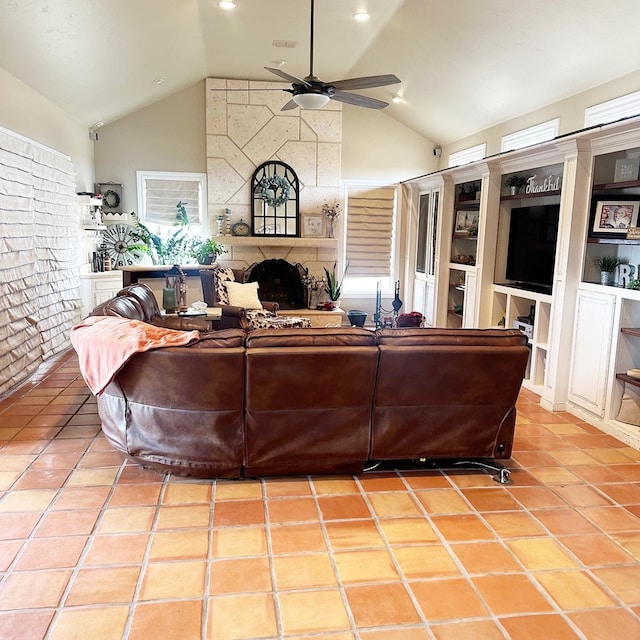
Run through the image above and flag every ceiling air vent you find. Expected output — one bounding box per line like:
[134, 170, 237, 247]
[272, 40, 297, 48]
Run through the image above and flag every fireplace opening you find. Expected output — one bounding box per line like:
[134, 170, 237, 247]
[245, 259, 308, 310]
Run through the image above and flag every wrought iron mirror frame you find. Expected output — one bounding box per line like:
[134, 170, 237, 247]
[250, 161, 300, 237]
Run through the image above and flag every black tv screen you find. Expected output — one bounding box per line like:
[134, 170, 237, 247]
[505, 204, 559, 294]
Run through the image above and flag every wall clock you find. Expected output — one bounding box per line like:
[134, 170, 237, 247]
[231, 219, 251, 236]
[99, 224, 146, 268]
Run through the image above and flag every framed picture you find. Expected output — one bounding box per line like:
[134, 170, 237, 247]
[453, 210, 479, 237]
[592, 200, 640, 235]
[614, 158, 640, 183]
[301, 213, 325, 238]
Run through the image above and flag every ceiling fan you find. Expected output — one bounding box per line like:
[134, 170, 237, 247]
[264, 0, 401, 110]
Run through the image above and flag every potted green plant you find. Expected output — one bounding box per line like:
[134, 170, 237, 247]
[627, 278, 640, 290]
[323, 262, 348, 309]
[593, 255, 626, 286]
[505, 175, 527, 195]
[188, 238, 227, 264]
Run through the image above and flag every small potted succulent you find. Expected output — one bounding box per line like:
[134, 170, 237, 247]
[323, 262, 348, 310]
[593, 255, 626, 286]
[505, 175, 528, 195]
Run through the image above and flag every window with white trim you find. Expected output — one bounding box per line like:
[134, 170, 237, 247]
[448, 143, 486, 168]
[342, 183, 398, 295]
[585, 90, 640, 127]
[136, 171, 208, 234]
[501, 119, 560, 152]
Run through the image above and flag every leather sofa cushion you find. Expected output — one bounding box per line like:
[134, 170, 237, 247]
[375, 327, 527, 347]
[246, 327, 376, 348]
[188, 329, 245, 348]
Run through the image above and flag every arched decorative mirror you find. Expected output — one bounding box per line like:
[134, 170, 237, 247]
[251, 161, 300, 237]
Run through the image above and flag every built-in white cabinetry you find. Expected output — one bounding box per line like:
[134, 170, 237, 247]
[79, 271, 123, 318]
[567, 284, 640, 449]
[568, 287, 616, 415]
[492, 285, 552, 393]
[402, 114, 640, 448]
[406, 181, 443, 327]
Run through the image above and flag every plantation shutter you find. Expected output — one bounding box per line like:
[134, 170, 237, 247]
[142, 177, 202, 226]
[345, 185, 396, 277]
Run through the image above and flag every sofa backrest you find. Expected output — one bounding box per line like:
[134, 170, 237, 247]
[243, 327, 379, 476]
[370, 327, 529, 461]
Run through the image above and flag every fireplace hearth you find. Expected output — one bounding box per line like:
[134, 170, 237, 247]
[245, 259, 308, 310]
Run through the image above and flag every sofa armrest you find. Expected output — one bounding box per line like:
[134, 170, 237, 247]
[262, 301, 279, 313]
[219, 305, 248, 329]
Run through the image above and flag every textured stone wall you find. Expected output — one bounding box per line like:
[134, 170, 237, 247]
[205, 78, 341, 274]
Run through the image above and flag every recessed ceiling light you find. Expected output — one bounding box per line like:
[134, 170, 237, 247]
[152, 76, 166, 85]
[391, 93, 402, 103]
[271, 59, 287, 67]
[218, 1, 236, 9]
[353, 11, 370, 22]
[91, 121, 105, 129]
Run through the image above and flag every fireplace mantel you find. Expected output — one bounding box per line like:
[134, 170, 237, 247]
[214, 237, 337, 249]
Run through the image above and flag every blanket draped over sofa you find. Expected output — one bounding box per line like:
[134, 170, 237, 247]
[72, 310, 529, 482]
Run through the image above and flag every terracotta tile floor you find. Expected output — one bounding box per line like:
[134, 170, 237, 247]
[1, 350, 640, 639]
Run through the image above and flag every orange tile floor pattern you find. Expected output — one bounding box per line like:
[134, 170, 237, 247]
[0, 349, 640, 639]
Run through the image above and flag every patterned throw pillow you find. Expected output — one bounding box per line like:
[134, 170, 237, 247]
[214, 268, 235, 305]
[246, 309, 278, 329]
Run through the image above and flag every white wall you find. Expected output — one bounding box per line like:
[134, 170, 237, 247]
[440, 69, 640, 165]
[342, 105, 437, 182]
[94, 80, 435, 207]
[94, 80, 207, 213]
[0, 67, 94, 190]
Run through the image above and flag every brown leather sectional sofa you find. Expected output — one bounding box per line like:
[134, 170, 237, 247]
[93, 319, 529, 483]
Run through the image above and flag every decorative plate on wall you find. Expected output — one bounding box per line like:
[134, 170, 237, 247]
[99, 223, 146, 268]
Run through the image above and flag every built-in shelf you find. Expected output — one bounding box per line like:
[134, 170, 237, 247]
[213, 236, 337, 249]
[615, 373, 640, 388]
[587, 236, 640, 245]
[621, 327, 640, 337]
[593, 179, 640, 191]
[500, 189, 561, 201]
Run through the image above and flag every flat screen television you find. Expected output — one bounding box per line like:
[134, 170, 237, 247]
[505, 204, 560, 295]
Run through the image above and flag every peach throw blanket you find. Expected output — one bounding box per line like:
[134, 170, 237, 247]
[70, 316, 200, 395]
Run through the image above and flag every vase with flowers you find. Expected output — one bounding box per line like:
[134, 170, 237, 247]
[322, 202, 341, 239]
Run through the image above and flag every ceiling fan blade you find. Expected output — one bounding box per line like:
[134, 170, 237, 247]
[265, 67, 311, 88]
[328, 74, 401, 91]
[281, 99, 299, 111]
[331, 91, 389, 109]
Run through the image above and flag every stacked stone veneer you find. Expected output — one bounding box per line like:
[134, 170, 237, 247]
[206, 77, 341, 274]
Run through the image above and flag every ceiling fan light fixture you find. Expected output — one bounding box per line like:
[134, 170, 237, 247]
[218, 1, 236, 9]
[353, 11, 370, 22]
[293, 93, 330, 109]
[391, 93, 402, 103]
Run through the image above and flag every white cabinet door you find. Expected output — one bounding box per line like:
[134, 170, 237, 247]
[568, 290, 615, 416]
[462, 270, 477, 328]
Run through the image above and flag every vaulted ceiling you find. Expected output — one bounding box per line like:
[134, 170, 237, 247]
[1, 0, 639, 145]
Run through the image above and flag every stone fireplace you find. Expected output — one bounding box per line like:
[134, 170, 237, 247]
[245, 259, 307, 310]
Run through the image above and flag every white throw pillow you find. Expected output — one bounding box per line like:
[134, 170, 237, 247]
[224, 281, 263, 310]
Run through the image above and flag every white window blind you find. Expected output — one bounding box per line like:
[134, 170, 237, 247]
[136, 171, 207, 230]
[585, 90, 640, 127]
[345, 185, 396, 277]
[448, 143, 486, 168]
[501, 119, 560, 152]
